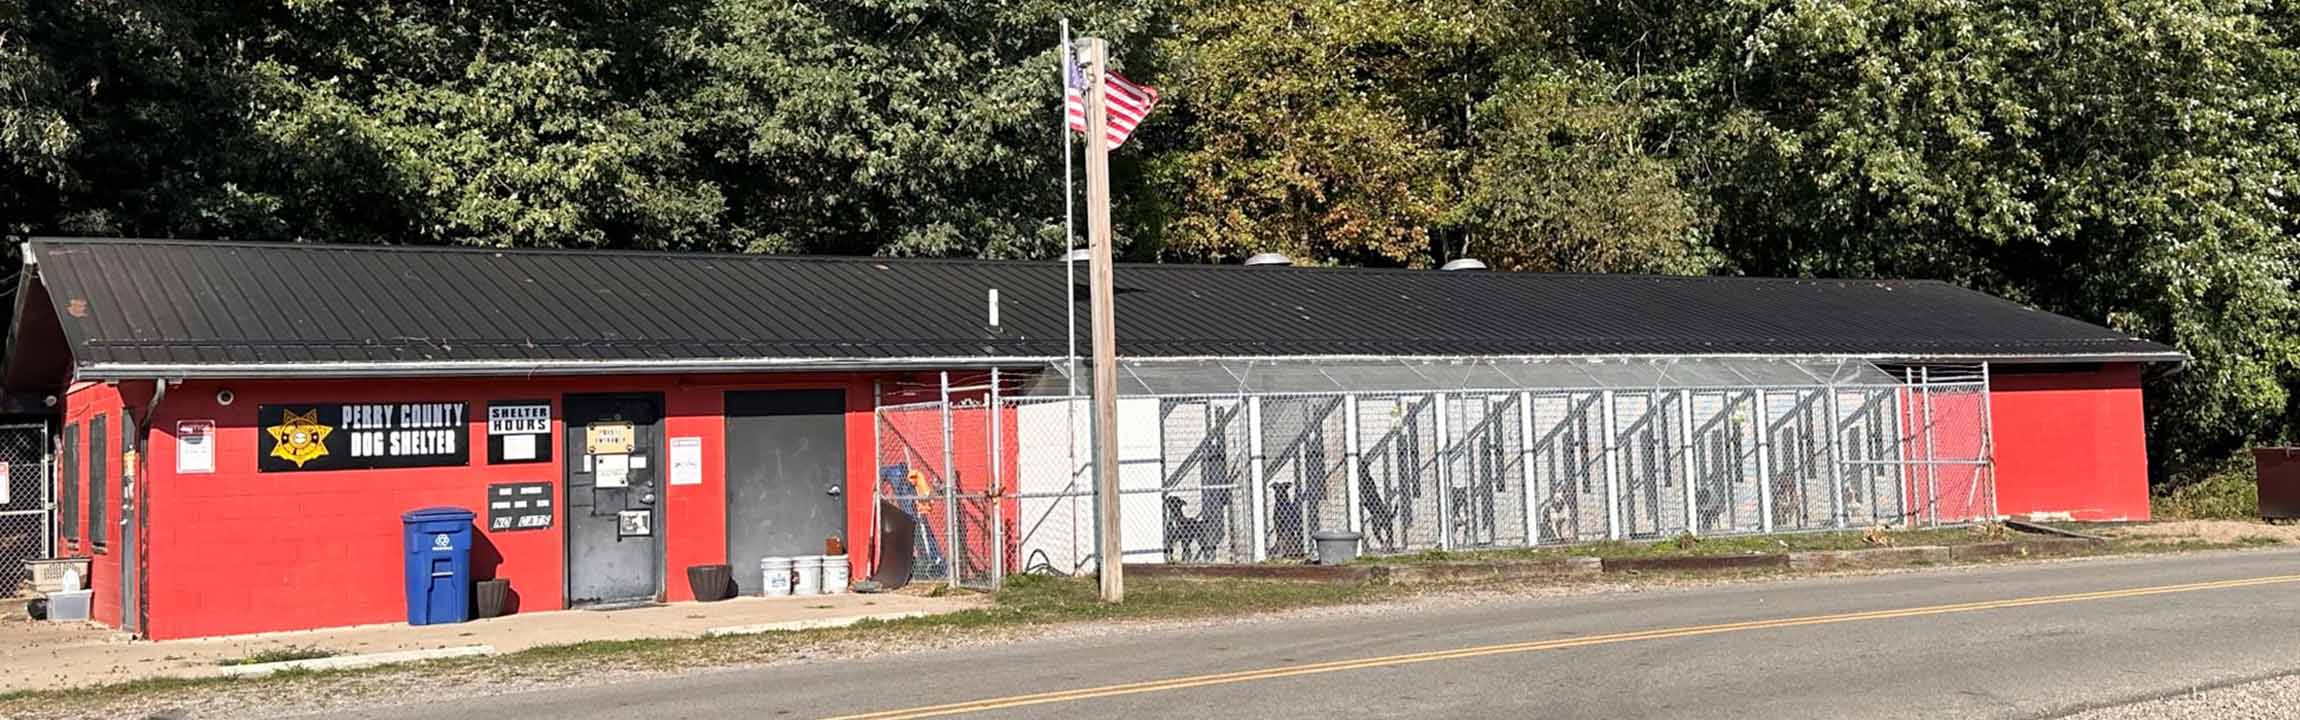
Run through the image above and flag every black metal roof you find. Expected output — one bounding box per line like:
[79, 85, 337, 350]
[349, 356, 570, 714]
[5, 237, 2180, 381]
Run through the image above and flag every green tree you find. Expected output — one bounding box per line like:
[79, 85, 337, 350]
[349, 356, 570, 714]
[681, 0, 1163, 258]
[1604, 0, 2300, 480]
[1457, 62, 1712, 273]
[1148, 0, 1471, 266]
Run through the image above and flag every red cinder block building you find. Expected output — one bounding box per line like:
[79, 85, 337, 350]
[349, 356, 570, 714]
[1, 238, 2179, 639]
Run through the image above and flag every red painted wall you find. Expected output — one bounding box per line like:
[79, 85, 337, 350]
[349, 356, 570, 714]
[128, 372, 884, 640]
[1989, 364, 2152, 521]
[59, 381, 128, 627]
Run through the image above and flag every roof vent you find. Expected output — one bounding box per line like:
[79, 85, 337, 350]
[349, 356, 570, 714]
[1243, 252, 1293, 267]
[1440, 258, 1488, 271]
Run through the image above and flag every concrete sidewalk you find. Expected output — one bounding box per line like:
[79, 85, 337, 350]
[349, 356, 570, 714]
[0, 592, 982, 693]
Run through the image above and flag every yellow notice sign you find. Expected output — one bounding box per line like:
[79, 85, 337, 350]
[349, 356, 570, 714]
[585, 422, 635, 454]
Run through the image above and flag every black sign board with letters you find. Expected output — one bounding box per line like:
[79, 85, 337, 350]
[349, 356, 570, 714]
[486, 401, 554, 465]
[257, 402, 470, 472]
[488, 482, 555, 531]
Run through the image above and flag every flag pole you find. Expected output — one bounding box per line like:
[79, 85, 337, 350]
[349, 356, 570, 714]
[1061, 19, 1078, 400]
[1083, 36, 1124, 604]
[1059, 18, 1085, 575]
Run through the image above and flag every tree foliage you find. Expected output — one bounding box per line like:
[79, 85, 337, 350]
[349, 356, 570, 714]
[1, 0, 2296, 483]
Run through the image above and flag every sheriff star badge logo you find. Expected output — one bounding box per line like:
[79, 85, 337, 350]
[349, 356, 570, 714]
[267, 409, 333, 467]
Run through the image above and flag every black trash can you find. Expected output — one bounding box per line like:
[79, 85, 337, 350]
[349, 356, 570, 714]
[474, 579, 511, 619]
[687, 564, 735, 602]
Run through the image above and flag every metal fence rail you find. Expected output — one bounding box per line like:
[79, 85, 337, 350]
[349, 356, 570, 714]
[878, 363, 1997, 590]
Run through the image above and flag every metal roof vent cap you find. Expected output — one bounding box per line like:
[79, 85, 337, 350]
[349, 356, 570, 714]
[1243, 252, 1294, 267]
[1440, 258, 1488, 271]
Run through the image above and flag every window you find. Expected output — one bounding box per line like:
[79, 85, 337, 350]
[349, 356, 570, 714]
[59, 424, 77, 543]
[88, 413, 107, 547]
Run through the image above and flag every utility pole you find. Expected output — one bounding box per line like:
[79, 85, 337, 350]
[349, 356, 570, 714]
[1083, 36, 1124, 604]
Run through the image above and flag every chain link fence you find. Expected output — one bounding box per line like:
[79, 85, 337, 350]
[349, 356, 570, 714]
[0, 423, 51, 598]
[879, 362, 1997, 589]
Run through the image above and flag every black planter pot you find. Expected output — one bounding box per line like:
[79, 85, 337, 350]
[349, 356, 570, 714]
[475, 579, 511, 619]
[687, 564, 735, 602]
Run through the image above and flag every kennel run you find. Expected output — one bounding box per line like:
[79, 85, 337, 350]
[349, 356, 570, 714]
[7, 238, 2175, 637]
[877, 357, 2032, 588]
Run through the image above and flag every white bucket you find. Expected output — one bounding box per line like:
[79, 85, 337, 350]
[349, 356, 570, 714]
[760, 557, 795, 597]
[792, 555, 824, 596]
[820, 555, 850, 594]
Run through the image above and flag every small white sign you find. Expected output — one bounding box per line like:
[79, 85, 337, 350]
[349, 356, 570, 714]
[175, 420, 216, 474]
[669, 437, 702, 486]
[502, 433, 537, 461]
[0, 461, 9, 505]
[594, 453, 630, 488]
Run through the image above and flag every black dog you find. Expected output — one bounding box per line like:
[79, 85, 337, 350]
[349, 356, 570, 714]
[1164, 495, 1224, 562]
[1357, 468, 1399, 552]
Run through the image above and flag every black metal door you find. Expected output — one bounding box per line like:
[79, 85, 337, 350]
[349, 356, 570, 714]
[564, 394, 663, 605]
[724, 390, 847, 596]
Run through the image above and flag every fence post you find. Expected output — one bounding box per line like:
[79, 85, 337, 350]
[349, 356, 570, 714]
[939, 371, 958, 589]
[1979, 362, 2000, 521]
[1823, 387, 1846, 529]
[1678, 390, 1697, 535]
[989, 367, 1004, 588]
[1754, 389, 1772, 534]
[1920, 366, 1941, 527]
[1518, 391, 1537, 545]
[1248, 395, 1267, 562]
[1343, 394, 1361, 534]
[1601, 390, 1622, 540]
[1434, 392, 1452, 551]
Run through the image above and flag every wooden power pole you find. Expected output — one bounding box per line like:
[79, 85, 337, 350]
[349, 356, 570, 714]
[1083, 37, 1124, 604]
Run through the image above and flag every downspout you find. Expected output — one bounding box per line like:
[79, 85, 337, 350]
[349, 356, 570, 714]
[123, 379, 166, 636]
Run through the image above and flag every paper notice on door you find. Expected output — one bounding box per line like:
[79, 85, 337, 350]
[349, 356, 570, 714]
[594, 453, 630, 488]
[503, 433, 537, 461]
[669, 437, 701, 486]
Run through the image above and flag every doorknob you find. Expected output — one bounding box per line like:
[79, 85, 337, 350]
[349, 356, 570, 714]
[826, 484, 842, 497]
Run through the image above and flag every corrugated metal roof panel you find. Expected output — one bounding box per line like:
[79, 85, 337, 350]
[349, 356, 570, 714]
[20, 237, 2180, 378]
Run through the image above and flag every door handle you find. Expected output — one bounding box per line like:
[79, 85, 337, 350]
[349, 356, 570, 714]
[826, 484, 842, 497]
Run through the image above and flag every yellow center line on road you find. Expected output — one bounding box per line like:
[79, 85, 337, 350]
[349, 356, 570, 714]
[824, 573, 2300, 720]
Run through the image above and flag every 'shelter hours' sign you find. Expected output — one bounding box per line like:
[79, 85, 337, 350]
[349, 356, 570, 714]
[258, 402, 470, 472]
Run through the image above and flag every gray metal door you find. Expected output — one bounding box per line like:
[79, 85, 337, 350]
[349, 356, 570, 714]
[725, 390, 846, 596]
[564, 394, 664, 605]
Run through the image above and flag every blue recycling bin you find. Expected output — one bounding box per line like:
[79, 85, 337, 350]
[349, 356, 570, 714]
[401, 507, 475, 625]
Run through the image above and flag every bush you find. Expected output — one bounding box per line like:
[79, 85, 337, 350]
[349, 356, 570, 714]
[2153, 458, 2260, 520]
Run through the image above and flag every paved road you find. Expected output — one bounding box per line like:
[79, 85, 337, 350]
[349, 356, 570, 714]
[314, 549, 2300, 719]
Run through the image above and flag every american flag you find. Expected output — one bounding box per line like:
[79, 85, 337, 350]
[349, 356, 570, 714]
[1063, 46, 1159, 149]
